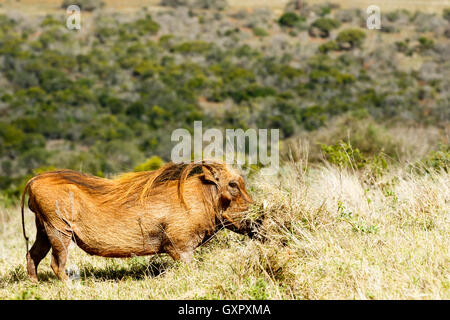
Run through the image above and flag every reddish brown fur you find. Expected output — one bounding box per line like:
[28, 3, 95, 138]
[21, 161, 254, 282]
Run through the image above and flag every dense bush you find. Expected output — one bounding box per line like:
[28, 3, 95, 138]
[130, 15, 160, 35]
[252, 27, 269, 37]
[417, 36, 435, 51]
[395, 39, 414, 56]
[309, 18, 341, 38]
[321, 141, 388, 177]
[318, 40, 339, 53]
[134, 156, 165, 172]
[413, 144, 450, 173]
[278, 12, 304, 28]
[336, 28, 366, 50]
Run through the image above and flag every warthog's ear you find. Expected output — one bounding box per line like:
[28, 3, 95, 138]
[201, 165, 220, 186]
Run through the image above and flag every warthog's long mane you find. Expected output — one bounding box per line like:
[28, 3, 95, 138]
[30, 161, 227, 208]
[118, 160, 227, 206]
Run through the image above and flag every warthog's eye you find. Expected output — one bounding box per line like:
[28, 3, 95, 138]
[229, 181, 238, 189]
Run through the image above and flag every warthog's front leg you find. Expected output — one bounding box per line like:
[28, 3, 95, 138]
[165, 244, 194, 263]
[178, 251, 194, 263]
[168, 249, 194, 263]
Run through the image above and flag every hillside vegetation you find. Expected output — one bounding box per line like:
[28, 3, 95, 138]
[0, 0, 449, 201]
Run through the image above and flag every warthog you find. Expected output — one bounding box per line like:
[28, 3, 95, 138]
[21, 161, 263, 282]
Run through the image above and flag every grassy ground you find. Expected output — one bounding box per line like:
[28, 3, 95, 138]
[0, 163, 448, 299]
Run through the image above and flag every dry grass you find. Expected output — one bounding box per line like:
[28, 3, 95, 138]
[0, 162, 448, 299]
[1, 0, 448, 15]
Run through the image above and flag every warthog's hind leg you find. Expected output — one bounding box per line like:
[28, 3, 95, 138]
[26, 218, 51, 282]
[46, 227, 71, 281]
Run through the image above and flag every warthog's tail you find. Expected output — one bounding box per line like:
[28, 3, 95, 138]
[21, 179, 33, 253]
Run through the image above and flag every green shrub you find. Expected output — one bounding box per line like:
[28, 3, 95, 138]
[413, 144, 449, 173]
[131, 15, 160, 36]
[318, 40, 339, 53]
[300, 105, 328, 131]
[228, 85, 276, 103]
[303, 116, 402, 165]
[321, 141, 387, 176]
[385, 11, 399, 22]
[278, 12, 304, 28]
[0, 122, 25, 149]
[134, 156, 164, 172]
[253, 27, 269, 37]
[172, 41, 213, 54]
[133, 60, 161, 78]
[318, 6, 332, 17]
[40, 15, 61, 28]
[309, 18, 341, 38]
[417, 36, 434, 51]
[81, 115, 133, 143]
[321, 141, 367, 169]
[321, 116, 401, 160]
[395, 40, 413, 55]
[336, 29, 366, 50]
[32, 166, 58, 175]
[19, 147, 51, 171]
